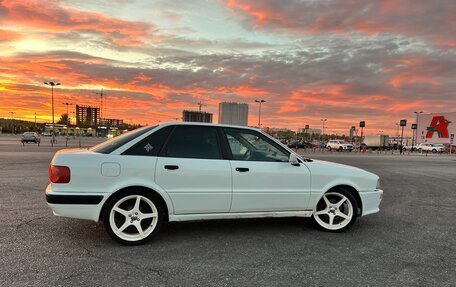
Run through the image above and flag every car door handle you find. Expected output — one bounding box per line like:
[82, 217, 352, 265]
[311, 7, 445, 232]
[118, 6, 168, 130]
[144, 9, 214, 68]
[164, 165, 179, 170]
[235, 167, 249, 172]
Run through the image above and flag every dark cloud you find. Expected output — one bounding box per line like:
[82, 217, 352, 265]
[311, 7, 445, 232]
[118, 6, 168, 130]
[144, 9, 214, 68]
[225, 0, 456, 47]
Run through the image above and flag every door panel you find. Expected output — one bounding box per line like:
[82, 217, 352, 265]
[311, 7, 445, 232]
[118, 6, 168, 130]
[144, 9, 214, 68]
[230, 160, 311, 212]
[155, 157, 232, 214]
[222, 127, 311, 212]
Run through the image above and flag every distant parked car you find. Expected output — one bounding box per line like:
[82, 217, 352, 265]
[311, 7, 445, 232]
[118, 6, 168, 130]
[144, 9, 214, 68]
[288, 140, 313, 149]
[444, 144, 456, 153]
[41, 131, 52, 137]
[327, 140, 353, 152]
[21, 132, 40, 144]
[402, 145, 417, 151]
[417, 143, 445, 153]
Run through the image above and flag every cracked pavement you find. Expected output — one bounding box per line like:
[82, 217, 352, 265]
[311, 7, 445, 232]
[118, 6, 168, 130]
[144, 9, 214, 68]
[0, 136, 455, 286]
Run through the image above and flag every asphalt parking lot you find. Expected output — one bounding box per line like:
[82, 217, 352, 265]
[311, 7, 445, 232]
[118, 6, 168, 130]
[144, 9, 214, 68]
[1, 135, 455, 286]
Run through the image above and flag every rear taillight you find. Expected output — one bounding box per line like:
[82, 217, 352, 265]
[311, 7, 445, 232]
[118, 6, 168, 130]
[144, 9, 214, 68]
[49, 165, 71, 183]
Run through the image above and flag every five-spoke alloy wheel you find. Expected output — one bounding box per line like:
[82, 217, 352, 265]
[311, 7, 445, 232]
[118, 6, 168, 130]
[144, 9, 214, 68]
[312, 188, 358, 232]
[103, 190, 164, 245]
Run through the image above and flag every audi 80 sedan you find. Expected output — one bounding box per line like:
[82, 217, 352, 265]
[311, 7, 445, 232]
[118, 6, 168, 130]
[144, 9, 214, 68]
[46, 122, 383, 245]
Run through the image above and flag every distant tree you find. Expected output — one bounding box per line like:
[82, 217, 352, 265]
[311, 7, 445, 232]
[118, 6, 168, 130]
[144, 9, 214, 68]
[57, 113, 69, 125]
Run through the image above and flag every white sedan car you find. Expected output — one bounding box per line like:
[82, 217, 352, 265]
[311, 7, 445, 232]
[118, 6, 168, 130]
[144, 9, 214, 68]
[46, 123, 383, 245]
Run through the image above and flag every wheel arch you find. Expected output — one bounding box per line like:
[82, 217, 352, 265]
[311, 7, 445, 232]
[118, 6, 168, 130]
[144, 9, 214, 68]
[326, 184, 363, 216]
[99, 185, 170, 222]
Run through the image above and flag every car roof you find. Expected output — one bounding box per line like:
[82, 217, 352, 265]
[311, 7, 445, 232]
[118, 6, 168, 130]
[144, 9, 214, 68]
[155, 121, 261, 131]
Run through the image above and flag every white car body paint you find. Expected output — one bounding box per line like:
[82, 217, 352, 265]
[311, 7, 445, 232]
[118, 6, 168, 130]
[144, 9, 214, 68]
[46, 122, 383, 224]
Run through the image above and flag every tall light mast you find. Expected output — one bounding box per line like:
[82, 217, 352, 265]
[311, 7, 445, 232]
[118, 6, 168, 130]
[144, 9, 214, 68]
[96, 88, 106, 122]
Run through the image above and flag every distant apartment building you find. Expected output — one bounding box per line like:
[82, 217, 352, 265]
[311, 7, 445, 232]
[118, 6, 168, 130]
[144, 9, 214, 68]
[76, 105, 100, 126]
[102, 118, 124, 127]
[182, 110, 213, 123]
[218, 102, 249, 126]
[297, 128, 322, 135]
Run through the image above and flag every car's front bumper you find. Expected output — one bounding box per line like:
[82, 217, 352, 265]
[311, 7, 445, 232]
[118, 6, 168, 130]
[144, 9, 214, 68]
[360, 189, 383, 216]
[45, 184, 105, 222]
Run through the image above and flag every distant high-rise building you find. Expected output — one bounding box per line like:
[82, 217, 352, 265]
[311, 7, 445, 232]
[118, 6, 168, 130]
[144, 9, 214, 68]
[218, 102, 249, 126]
[76, 105, 100, 126]
[182, 110, 213, 123]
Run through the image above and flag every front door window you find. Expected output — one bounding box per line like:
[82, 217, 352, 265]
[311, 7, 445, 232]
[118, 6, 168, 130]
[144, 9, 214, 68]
[224, 128, 289, 162]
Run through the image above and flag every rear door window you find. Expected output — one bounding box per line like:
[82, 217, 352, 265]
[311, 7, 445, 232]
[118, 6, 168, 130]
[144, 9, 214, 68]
[162, 126, 221, 160]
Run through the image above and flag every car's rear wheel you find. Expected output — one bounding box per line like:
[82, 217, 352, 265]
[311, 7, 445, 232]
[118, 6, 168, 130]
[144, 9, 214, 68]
[103, 190, 164, 245]
[312, 188, 357, 232]
[339, 147, 343, 152]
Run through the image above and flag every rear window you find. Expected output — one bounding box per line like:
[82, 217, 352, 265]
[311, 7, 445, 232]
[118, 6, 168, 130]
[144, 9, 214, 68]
[90, 126, 156, 154]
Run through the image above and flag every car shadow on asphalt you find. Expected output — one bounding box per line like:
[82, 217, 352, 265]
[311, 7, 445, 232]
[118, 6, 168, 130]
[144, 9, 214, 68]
[50, 216, 378, 247]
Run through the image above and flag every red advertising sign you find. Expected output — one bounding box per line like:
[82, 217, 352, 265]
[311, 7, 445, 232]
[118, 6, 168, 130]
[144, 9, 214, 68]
[426, 116, 451, 138]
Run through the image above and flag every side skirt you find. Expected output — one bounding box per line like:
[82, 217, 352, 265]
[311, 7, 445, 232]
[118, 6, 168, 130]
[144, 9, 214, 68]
[169, 210, 313, 222]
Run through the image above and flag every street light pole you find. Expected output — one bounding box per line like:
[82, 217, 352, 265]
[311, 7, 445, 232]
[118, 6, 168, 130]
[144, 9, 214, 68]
[44, 81, 61, 145]
[399, 119, 407, 155]
[62, 102, 73, 140]
[10, 111, 15, 134]
[414, 111, 423, 147]
[255, 99, 266, 128]
[320, 119, 327, 139]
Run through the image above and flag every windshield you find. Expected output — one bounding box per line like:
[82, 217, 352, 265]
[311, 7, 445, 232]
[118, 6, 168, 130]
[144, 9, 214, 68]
[90, 126, 156, 154]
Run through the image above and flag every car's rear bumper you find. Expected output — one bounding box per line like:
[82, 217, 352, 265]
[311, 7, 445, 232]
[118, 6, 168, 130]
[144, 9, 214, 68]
[46, 194, 103, 204]
[360, 189, 383, 216]
[45, 184, 105, 222]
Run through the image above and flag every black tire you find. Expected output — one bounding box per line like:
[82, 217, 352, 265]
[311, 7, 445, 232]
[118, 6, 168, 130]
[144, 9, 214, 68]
[432, 149, 437, 153]
[339, 147, 343, 152]
[311, 188, 358, 233]
[103, 189, 164, 246]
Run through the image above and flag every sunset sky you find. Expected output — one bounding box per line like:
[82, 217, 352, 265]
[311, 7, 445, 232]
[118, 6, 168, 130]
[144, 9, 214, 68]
[0, 0, 455, 135]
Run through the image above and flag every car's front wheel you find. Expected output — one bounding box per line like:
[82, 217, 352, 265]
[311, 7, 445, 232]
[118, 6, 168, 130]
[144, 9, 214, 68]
[312, 188, 358, 232]
[103, 190, 164, 245]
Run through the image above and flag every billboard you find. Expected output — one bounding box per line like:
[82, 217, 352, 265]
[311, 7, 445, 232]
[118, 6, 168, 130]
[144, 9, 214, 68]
[416, 112, 456, 144]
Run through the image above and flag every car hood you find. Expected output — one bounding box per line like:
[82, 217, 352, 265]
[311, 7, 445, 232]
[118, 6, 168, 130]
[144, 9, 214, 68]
[303, 159, 379, 192]
[307, 159, 378, 178]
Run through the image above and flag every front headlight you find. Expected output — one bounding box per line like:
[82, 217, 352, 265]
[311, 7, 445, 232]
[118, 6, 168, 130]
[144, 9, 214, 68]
[376, 179, 381, 189]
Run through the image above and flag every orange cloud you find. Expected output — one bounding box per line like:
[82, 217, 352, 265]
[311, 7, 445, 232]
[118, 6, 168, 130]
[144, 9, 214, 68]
[0, 0, 160, 46]
[0, 29, 22, 41]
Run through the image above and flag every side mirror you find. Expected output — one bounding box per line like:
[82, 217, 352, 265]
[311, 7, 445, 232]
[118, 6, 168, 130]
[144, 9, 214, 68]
[289, 153, 300, 166]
